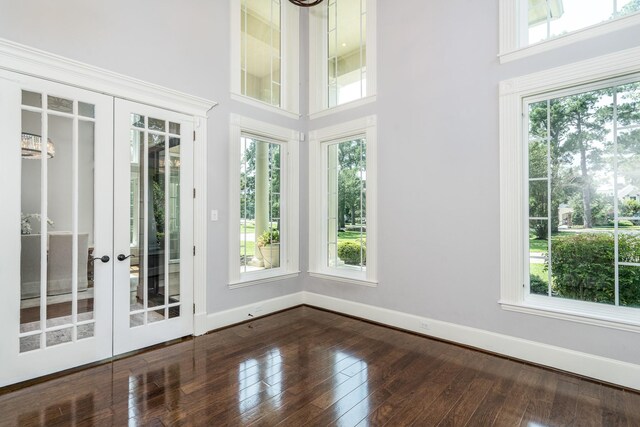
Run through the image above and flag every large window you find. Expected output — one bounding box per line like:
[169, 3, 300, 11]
[499, 47, 640, 330]
[231, 0, 300, 115]
[309, 116, 377, 285]
[309, 0, 376, 114]
[229, 115, 299, 286]
[499, 0, 640, 62]
[526, 78, 640, 308]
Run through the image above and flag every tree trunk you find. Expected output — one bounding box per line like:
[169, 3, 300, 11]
[577, 116, 592, 229]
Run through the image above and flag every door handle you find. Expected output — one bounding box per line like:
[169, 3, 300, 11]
[117, 254, 135, 261]
[91, 255, 110, 263]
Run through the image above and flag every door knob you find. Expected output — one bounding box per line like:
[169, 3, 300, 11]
[117, 254, 134, 261]
[91, 255, 110, 263]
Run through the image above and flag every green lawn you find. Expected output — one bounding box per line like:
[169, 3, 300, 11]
[529, 262, 547, 281]
[529, 231, 573, 252]
[338, 230, 366, 244]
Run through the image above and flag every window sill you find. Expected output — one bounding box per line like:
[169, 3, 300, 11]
[309, 95, 377, 121]
[228, 271, 300, 289]
[499, 12, 640, 64]
[230, 93, 300, 120]
[308, 271, 377, 287]
[499, 298, 640, 334]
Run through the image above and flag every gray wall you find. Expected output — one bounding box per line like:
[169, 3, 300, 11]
[306, 0, 640, 365]
[2, 0, 640, 365]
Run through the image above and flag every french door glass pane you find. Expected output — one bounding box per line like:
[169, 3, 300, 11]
[129, 114, 182, 327]
[19, 90, 96, 352]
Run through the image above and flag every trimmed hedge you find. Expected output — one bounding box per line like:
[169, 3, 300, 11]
[550, 233, 640, 306]
[338, 241, 366, 266]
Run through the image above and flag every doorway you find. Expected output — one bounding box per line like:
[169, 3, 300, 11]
[0, 73, 194, 387]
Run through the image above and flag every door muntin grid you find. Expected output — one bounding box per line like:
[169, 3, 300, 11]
[19, 90, 97, 353]
[128, 114, 182, 327]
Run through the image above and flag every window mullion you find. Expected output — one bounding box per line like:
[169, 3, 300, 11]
[613, 89, 620, 307]
[546, 99, 552, 297]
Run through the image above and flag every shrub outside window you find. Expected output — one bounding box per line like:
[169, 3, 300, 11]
[526, 79, 640, 308]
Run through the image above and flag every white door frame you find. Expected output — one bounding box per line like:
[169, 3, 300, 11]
[0, 38, 215, 338]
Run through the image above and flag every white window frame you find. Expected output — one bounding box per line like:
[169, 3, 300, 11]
[308, 115, 377, 286]
[308, 0, 377, 118]
[230, 0, 300, 118]
[500, 45, 640, 332]
[229, 114, 300, 288]
[499, 0, 640, 63]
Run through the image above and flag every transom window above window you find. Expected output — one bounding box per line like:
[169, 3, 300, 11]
[525, 78, 640, 309]
[241, 0, 282, 106]
[499, 0, 640, 62]
[526, 0, 640, 46]
[309, 0, 376, 115]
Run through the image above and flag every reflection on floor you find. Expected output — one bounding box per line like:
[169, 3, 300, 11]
[1, 306, 639, 426]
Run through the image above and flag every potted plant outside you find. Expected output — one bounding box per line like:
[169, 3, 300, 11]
[257, 228, 280, 268]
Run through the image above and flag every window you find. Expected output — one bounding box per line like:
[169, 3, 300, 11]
[231, 0, 300, 115]
[309, 116, 377, 285]
[309, 0, 377, 115]
[500, 46, 640, 330]
[229, 115, 299, 286]
[499, 0, 640, 62]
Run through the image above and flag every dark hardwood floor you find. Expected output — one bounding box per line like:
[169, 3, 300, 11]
[1, 306, 639, 426]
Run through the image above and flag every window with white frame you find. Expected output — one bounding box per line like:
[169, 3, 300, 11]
[500, 46, 640, 330]
[499, 0, 640, 61]
[309, 116, 377, 285]
[229, 115, 299, 286]
[231, 0, 300, 114]
[309, 0, 376, 114]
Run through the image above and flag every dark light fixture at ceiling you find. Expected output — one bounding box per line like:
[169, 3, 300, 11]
[288, 0, 324, 7]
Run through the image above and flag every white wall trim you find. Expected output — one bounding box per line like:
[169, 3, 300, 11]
[302, 292, 640, 391]
[230, 93, 301, 120]
[0, 38, 216, 116]
[205, 292, 304, 331]
[193, 116, 209, 336]
[499, 0, 640, 63]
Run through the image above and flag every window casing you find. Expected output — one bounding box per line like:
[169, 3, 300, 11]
[229, 115, 299, 286]
[500, 46, 640, 331]
[309, 0, 377, 116]
[309, 116, 377, 285]
[231, 0, 300, 116]
[499, 0, 640, 63]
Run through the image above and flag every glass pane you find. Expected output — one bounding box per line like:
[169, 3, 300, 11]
[148, 117, 165, 132]
[169, 122, 181, 135]
[130, 130, 144, 313]
[20, 335, 40, 353]
[618, 0, 640, 16]
[149, 309, 166, 324]
[130, 313, 145, 328]
[529, 258, 549, 295]
[46, 114, 74, 329]
[46, 327, 73, 347]
[131, 114, 145, 128]
[169, 305, 181, 319]
[48, 95, 73, 114]
[148, 134, 166, 308]
[78, 102, 95, 119]
[22, 90, 42, 108]
[619, 265, 640, 308]
[529, 180, 548, 218]
[78, 121, 95, 321]
[21, 109, 43, 333]
[168, 137, 181, 303]
[529, 219, 549, 295]
[77, 323, 95, 340]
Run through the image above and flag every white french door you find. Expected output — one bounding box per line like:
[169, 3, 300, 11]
[113, 99, 194, 355]
[0, 74, 194, 387]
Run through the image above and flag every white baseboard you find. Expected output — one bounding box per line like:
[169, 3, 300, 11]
[198, 290, 639, 390]
[205, 292, 304, 332]
[302, 292, 640, 391]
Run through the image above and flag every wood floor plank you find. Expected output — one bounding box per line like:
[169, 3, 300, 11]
[1, 306, 639, 427]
